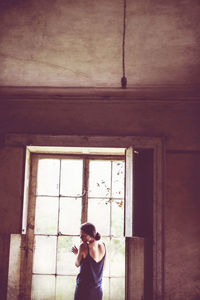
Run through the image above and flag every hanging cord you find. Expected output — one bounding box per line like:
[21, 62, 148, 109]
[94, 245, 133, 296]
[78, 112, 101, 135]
[121, 0, 127, 88]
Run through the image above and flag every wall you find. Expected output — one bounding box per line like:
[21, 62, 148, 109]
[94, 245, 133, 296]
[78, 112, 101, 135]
[166, 153, 200, 300]
[0, 0, 200, 87]
[0, 88, 199, 299]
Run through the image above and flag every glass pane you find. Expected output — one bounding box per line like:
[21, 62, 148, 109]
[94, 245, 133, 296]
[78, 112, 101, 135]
[110, 238, 125, 277]
[56, 276, 76, 300]
[37, 159, 60, 196]
[111, 199, 124, 237]
[33, 236, 57, 274]
[110, 277, 125, 300]
[88, 161, 111, 197]
[35, 197, 58, 234]
[88, 198, 110, 236]
[31, 275, 55, 300]
[102, 277, 109, 300]
[59, 198, 81, 235]
[60, 159, 83, 196]
[112, 161, 125, 198]
[57, 236, 80, 275]
[102, 237, 111, 277]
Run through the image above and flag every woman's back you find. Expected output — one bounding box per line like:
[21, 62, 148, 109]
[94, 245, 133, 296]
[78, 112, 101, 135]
[72, 223, 106, 300]
[77, 241, 106, 285]
[83, 241, 106, 262]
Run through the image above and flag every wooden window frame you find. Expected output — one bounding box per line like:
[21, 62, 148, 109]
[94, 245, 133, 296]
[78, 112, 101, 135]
[5, 134, 165, 300]
[24, 153, 125, 299]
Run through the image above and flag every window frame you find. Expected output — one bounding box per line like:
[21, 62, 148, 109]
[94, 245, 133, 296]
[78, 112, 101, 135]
[24, 153, 126, 299]
[6, 134, 165, 300]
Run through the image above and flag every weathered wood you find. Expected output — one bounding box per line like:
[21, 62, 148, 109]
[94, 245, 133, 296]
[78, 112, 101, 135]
[0, 234, 10, 300]
[7, 234, 21, 300]
[126, 237, 144, 300]
[81, 158, 89, 224]
[125, 147, 134, 237]
[0, 147, 25, 233]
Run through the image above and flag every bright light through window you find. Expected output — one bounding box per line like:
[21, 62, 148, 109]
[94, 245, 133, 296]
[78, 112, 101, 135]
[30, 156, 125, 300]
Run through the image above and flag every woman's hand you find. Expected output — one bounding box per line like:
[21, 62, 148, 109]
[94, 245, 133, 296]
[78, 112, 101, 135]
[72, 245, 78, 255]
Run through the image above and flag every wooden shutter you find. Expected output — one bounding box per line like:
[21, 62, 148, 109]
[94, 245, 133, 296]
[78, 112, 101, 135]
[125, 146, 154, 300]
[125, 146, 153, 237]
[0, 146, 25, 234]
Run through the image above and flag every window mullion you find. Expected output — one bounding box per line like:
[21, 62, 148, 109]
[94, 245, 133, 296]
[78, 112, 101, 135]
[110, 161, 113, 237]
[81, 158, 89, 223]
[54, 159, 62, 299]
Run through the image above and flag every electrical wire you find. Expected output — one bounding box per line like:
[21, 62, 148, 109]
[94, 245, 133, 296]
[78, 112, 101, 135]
[121, 0, 127, 88]
[122, 0, 126, 77]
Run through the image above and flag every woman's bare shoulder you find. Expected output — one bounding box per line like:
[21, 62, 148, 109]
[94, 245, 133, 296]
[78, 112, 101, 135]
[98, 240, 105, 246]
[98, 241, 106, 252]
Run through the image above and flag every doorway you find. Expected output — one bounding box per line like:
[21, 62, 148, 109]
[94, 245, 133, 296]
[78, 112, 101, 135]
[26, 151, 125, 300]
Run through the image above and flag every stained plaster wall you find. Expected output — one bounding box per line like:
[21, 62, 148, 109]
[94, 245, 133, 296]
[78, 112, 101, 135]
[0, 90, 200, 300]
[0, 0, 200, 86]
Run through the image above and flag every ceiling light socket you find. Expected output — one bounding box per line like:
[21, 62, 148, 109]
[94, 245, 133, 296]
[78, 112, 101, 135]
[121, 76, 127, 89]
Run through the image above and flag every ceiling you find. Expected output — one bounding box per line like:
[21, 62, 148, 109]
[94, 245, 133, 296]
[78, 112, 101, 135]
[0, 0, 200, 88]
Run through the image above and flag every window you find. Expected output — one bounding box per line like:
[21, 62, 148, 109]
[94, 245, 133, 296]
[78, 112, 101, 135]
[25, 152, 125, 300]
[15, 136, 163, 300]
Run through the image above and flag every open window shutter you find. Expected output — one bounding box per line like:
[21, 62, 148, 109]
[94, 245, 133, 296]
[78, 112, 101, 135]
[0, 146, 25, 234]
[124, 146, 134, 237]
[125, 146, 154, 300]
[125, 146, 153, 238]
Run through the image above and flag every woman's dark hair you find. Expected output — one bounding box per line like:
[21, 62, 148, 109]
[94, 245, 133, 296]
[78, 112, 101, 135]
[81, 222, 101, 241]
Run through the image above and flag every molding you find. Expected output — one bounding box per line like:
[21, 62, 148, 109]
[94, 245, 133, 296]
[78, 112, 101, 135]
[4, 133, 165, 148]
[0, 85, 200, 104]
[4, 134, 200, 152]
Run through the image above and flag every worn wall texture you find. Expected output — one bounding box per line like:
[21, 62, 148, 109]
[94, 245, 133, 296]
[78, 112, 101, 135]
[0, 0, 200, 86]
[166, 153, 200, 300]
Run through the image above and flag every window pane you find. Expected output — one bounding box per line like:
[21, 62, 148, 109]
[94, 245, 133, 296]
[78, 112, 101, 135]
[31, 275, 55, 300]
[102, 237, 111, 277]
[111, 199, 124, 237]
[88, 161, 111, 198]
[59, 198, 81, 235]
[37, 159, 60, 196]
[110, 277, 125, 300]
[110, 238, 125, 277]
[88, 198, 110, 236]
[60, 159, 83, 196]
[102, 277, 110, 300]
[57, 236, 80, 275]
[56, 276, 76, 300]
[33, 236, 57, 274]
[112, 161, 125, 198]
[35, 197, 58, 235]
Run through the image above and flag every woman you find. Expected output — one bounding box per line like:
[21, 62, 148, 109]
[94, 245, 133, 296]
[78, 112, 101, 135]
[72, 222, 106, 300]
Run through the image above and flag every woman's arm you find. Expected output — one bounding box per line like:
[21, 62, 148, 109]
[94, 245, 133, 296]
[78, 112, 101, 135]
[72, 244, 84, 267]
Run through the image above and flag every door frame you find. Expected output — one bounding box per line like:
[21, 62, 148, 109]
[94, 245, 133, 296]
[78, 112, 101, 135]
[5, 134, 165, 300]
